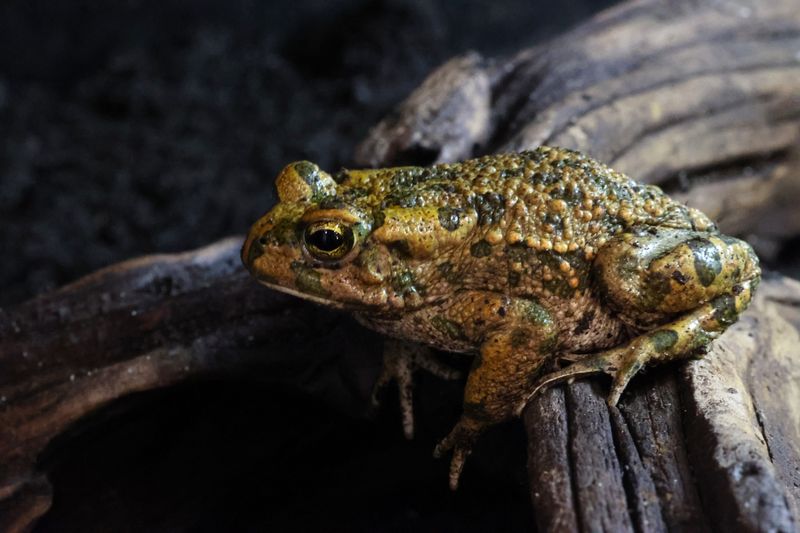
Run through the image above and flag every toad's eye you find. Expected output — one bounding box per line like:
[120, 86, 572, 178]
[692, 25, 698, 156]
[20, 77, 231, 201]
[303, 221, 354, 261]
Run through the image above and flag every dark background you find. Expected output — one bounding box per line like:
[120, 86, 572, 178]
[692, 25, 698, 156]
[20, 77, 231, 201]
[0, 0, 618, 308]
[1, 1, 620, 530]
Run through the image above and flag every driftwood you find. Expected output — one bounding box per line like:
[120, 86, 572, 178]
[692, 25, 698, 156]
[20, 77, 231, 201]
[0, 240, 390, 532]
[3, 0, 800, 530]
[524, 277, 800, 533]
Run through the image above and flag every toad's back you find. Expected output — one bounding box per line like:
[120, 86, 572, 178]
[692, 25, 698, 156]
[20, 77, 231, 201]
[340, 147, 714, 258]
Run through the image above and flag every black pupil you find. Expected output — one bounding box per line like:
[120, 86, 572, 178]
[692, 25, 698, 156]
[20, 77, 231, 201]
[310, 229, 343, 252]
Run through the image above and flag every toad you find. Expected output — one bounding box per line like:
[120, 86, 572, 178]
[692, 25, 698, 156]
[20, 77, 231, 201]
[242, 147, 760, 489]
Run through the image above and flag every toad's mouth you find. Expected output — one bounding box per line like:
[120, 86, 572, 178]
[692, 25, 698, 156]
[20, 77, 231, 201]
[255, 276, 416, 318]
[256, 279, 347, 310]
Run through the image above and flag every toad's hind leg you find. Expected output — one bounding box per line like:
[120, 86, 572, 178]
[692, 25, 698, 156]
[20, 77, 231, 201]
[522, 229, 760, 410]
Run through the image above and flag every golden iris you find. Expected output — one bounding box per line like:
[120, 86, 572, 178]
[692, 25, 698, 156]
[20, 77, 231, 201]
[303, 221, 354, 261]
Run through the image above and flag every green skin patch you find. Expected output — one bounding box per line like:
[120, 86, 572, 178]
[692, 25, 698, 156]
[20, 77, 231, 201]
[519, 300, 557, 352]
[431, 315, 466, 340]
[371, 210, 386, 229]
[268, 218, 300, 246]
[470, 240, 492, 258]
[711, 293, 738, 326]
[523, 300, 553, 327]
[293, 161, 330, 202]
[438, 207, 462, 231]
[686, 238, 722, 287]
[392, 270, 419, 296]
[291, 261, 330, 298]
[649, 329, 679, 352]
[471, 192, 505, 226]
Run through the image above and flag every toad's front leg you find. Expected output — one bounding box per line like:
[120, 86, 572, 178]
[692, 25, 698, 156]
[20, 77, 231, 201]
[433, 294, 558, 490]
[371, 339, 462, 439]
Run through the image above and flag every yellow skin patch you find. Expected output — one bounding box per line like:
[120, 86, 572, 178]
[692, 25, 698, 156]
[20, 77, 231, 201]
[242, 147, 760, 490]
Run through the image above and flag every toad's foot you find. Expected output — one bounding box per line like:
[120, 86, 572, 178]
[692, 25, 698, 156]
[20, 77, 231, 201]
[519, 346, 649, 411]
[519, 282, 756, 412]
[432, 416, 482, 491]
[371, 339, 462, 439]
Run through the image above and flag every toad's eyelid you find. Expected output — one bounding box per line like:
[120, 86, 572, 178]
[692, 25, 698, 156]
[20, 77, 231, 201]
[301, 208, 362, 224]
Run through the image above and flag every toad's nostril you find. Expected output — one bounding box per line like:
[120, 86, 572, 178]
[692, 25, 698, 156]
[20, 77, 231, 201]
[246, 236, 266, 264]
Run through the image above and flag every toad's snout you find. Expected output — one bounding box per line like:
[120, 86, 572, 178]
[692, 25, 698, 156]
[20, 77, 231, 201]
[241, 233, 266, 272]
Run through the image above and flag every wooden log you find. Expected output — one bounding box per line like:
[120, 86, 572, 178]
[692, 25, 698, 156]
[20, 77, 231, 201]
[3, 0, 800, 530]
[524, 279, 800, 533]
[0, 239, 383, 531]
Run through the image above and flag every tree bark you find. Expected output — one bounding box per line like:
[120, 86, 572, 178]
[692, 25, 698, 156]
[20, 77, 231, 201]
[3, 0, 800, 530]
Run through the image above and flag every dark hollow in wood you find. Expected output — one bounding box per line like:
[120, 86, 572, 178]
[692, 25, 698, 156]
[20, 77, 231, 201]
[3, 0, 800, 530]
